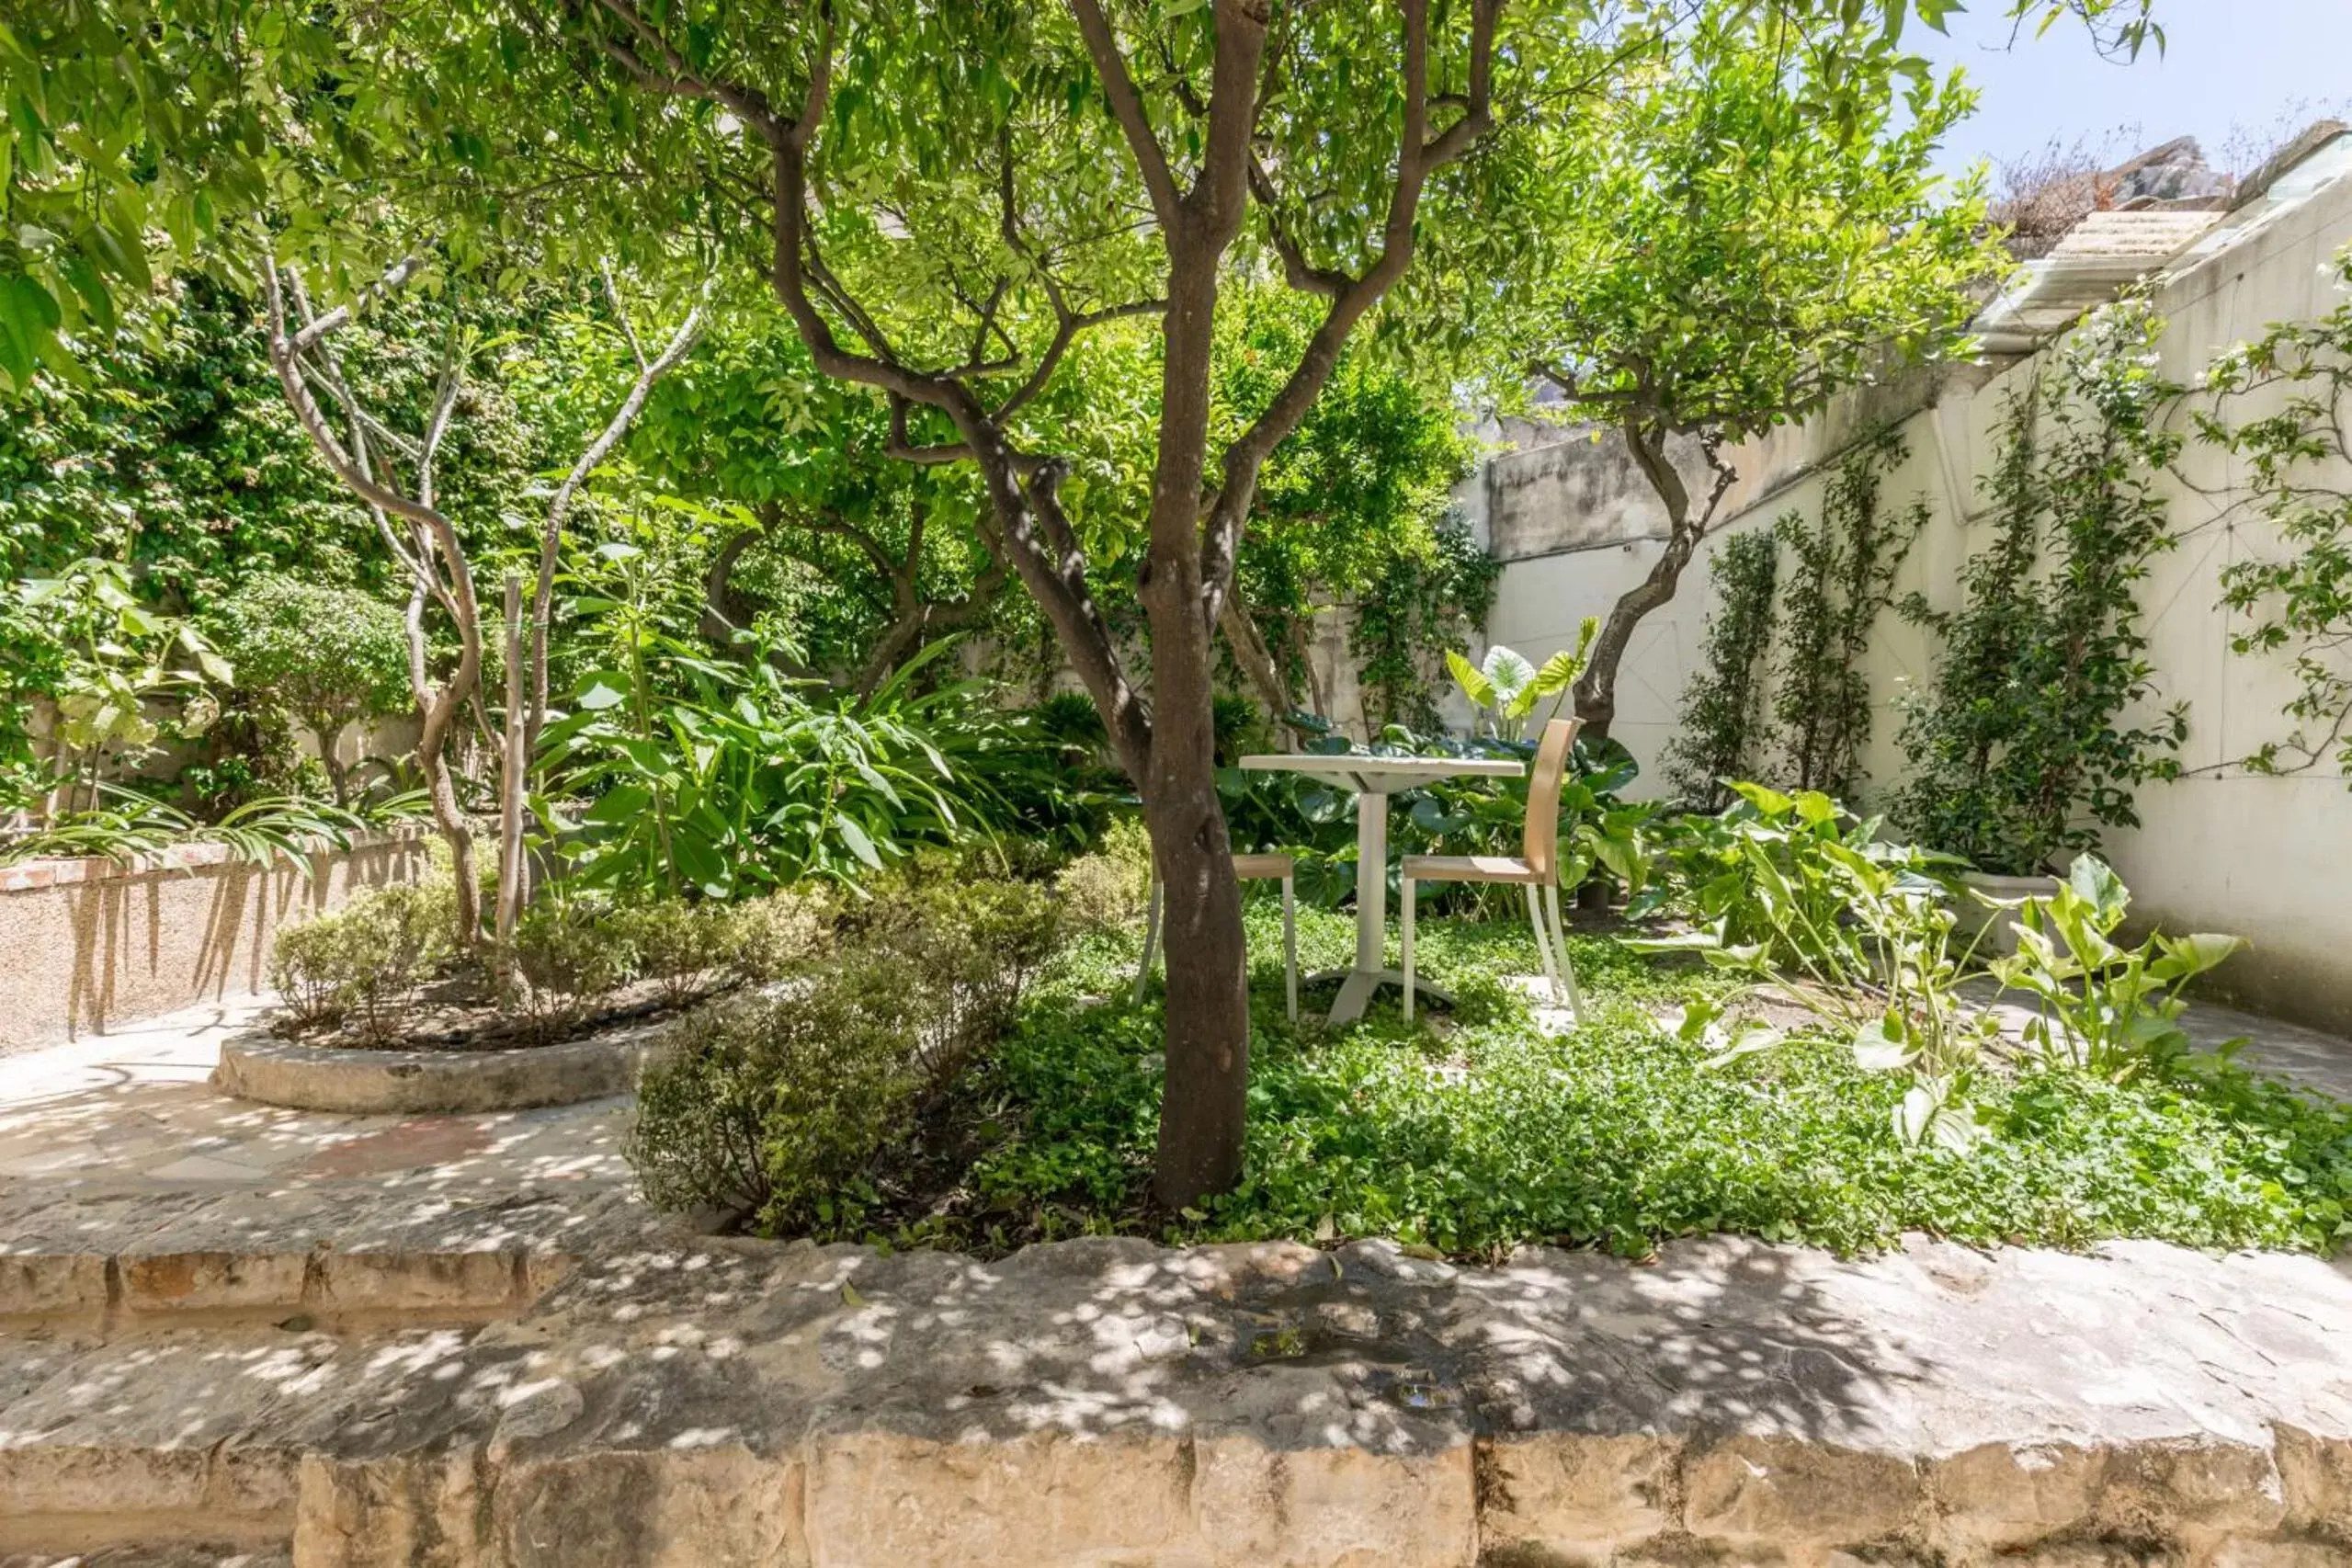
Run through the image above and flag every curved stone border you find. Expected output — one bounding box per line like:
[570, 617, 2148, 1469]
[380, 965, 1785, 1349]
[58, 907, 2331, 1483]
[212, 1015, 666, 1114]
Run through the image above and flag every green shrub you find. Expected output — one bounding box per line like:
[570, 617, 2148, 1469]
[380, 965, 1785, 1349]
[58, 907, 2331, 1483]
[508, 896, 637, 1036]
[627, 856, 1073, 1227]
[849, 851, 1065, 1081]
[1054, 817, 1153, 936]
[724, 887, 830, 984]
[629, 958, 925, 1227]
[270, 916, 353, 1028]
[268, 879, 452, 1040]
[213, 575, 413, 806]
[903, 876, 1062, 1080]
[597, 899, 737, 1007]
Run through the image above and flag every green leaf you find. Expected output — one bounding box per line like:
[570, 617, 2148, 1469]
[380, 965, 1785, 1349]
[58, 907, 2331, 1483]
[1701, 1019, 1784, 1069]
[1727, 780, 1795, 817]
[2149, 933, 2244, 983]
[1528, 644, 1583, 697]
[2067, 854, 2129, 925]
[673, 832, 729, 897]
[1850, 1014, 1916, 1072]
[575, 672, 631, 711]
[585, 784, 651, 824]
[835, 815, 883, 869]
[1482, 644, 1537, 706]
[1445, 649, 1494, 710]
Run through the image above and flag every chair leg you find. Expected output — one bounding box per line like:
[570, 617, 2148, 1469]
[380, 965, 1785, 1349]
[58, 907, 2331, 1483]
[1525, 881, 1562, 1006]
[1544, 881, 1585, 1025]
[1401, 876, 1417, 1023]
[1134, 874, 1163, 1006]
[1281, 873, 1298, 1023]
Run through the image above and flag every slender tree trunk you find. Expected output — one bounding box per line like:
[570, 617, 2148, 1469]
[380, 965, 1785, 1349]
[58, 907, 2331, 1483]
[1219, 585, 1300, 749]
[313, 721, 352, 806]
[495, 574, 528, 968]
[405, 576, 483, 948]
[1574, 420, 1727, 745]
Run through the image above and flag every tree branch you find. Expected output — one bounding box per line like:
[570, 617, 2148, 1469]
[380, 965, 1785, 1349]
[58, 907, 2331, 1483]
[527, 276, 708, 748]
[288, 253, 427, 358]
[1068, 0, 1183, 233]
[1202, 0, 1453, 622]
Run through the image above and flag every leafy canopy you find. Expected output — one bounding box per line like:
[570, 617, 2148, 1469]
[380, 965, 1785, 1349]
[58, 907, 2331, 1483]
[1471, 1, 2008, 440]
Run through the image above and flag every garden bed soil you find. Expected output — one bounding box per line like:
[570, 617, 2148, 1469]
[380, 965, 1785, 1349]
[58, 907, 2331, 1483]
[271, 972, 712, 1052]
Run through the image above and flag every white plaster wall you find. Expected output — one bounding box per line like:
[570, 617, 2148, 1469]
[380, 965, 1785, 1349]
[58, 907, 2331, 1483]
[1479, 164, 2352, 1032]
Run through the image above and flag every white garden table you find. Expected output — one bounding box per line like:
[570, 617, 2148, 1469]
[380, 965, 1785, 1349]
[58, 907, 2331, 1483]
[1238, 752, 1525, 1023]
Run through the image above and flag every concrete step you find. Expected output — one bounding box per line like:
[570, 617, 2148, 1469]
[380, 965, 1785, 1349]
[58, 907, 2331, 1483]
[0, 1185, 652, 1333]
[3, 1547, 290, 1567]
[0, 1321, 441, 1560]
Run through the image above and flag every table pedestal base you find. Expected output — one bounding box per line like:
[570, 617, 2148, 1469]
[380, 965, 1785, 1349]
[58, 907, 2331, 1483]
[1310, 967, 1457, 1025]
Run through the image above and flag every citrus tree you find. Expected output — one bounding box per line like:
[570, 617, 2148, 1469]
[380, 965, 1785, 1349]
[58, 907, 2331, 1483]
[1468, 1, 2010, 742]
[8, 0, 2157, 1207]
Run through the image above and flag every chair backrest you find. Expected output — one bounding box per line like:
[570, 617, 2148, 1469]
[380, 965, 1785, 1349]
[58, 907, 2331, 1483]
[1521, 715, 1583, 879]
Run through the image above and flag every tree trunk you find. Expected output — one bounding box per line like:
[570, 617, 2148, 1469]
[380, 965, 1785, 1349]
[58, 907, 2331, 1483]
[1139, 251, 1253, 1211]
[1141, 633, 1251, 1210]
[405, 578, 483, 949]
[1574, 419, 1720, 746]
[494, 574, 528, 968]
[1219, 585, 1300, 749]
[313, 722, 352, 806]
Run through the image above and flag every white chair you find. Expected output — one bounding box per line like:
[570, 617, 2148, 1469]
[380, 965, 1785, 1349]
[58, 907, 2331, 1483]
[1400, 717, 1585, 1023]
[1137, 853, 1298, 1022]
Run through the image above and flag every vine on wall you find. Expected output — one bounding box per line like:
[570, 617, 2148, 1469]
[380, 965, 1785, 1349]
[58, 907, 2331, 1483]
[1663, 528, 1778, 811]
[2198, 244, 2352, 778]
[1349, 513, 1503, 732]
[1895, 297, 2187, 877]
[1663, 429, 1920, 808]
[1771, 430, 1927, 797]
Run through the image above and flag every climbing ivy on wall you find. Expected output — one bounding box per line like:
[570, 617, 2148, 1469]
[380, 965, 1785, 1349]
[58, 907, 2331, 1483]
[1663, 527, 1779, 811]
[1895, 298, 2187, 877]
[1771, 430, 1927, 798]
[2198, 244, 2352, 779]
[1350, 514, 1502, 732]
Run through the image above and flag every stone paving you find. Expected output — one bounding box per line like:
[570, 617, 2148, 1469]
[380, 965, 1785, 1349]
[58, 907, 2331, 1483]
[0, 998, 631, 1198]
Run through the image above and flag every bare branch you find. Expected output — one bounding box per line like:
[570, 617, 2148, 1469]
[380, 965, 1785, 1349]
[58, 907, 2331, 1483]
[588, 0, 784, 138]
[600, 260, 648, 372]
[1422, 0, 1501, 167]
[527, 277, 709, 745]
[417, 332, 463, 511]
[888, 395, 975, 466]
[1246, 155, 1349, 299]
[995, 298, 1165, 421]
[288, 253, 427, 358]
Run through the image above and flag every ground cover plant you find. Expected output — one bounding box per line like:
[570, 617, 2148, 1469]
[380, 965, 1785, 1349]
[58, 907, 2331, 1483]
[955, 909, 2352, 1259]
[626, 825, 2352, 1262]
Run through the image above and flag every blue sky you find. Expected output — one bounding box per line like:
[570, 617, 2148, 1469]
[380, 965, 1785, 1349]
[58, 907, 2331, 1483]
[1915, 0, 2352, 182]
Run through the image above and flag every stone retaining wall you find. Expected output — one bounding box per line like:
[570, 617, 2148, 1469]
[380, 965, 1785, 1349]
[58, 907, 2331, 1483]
[0, 831, 429, 1053]
[3, 1201, 2347, 1565]
[290, 1233, 2352, 1567]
